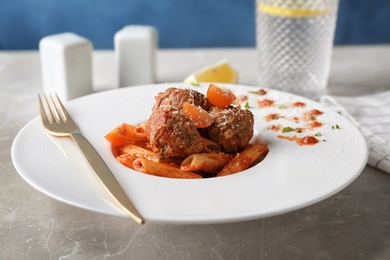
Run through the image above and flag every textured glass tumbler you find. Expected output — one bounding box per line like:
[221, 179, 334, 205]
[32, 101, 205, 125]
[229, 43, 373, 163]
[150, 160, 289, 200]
[256, 0, 339, 100]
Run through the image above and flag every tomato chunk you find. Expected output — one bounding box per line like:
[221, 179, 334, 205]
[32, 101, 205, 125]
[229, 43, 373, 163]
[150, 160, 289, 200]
[206, 83, 236, 107]
[182, 102, 213, 128]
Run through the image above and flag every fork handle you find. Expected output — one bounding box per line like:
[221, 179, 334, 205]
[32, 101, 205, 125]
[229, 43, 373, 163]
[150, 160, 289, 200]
[70, 132, 144, 224]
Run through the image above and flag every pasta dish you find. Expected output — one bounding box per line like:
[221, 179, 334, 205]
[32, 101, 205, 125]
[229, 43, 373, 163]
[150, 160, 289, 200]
[105, 84, 269, 179]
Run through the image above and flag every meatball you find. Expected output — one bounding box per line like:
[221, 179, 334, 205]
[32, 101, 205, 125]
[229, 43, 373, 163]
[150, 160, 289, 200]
[207, 106, 254, 153]
[152, 87, 212, 112]
[145, 109, 203, 159]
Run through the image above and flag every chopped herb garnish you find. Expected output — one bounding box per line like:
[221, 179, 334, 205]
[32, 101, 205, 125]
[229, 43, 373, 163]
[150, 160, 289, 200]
[282, 126, 295, 133]
[296, 129, 303, 133]
[332, 124, 341, 129]
[244, 101, 251, 109]
[315, 132, 322, 136]
[278, 104, 287, 109]
[310, 116, 316, 121]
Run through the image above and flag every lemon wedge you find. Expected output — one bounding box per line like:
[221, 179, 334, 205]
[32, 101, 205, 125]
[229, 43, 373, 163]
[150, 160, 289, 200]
[183, 60, 238, 85]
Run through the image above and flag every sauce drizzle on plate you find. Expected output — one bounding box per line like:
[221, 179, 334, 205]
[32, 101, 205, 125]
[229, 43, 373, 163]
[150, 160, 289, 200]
[277, 135, 319, 146]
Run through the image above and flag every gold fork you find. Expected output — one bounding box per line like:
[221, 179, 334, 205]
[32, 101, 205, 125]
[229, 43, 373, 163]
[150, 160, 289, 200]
[38, 93, 143, 224]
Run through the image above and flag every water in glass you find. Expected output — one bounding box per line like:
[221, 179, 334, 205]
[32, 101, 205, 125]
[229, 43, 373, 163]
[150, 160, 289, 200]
[256, 0, 339, 100]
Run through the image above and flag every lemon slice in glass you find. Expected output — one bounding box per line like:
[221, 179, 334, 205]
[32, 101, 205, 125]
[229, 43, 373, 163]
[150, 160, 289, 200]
[258, 1, 329, 17]
[183, 59, 238, 85]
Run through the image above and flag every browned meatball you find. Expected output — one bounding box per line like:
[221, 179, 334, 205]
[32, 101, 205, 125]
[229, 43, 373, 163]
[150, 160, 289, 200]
[152, 87, 212, 112]
[207, 106, 254, 153]
[145, 109, 203, 159]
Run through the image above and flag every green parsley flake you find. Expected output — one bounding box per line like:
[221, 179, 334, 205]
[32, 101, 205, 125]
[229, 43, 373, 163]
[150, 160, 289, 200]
[244, 101, 251, 109]
[282, 126, 295, 133]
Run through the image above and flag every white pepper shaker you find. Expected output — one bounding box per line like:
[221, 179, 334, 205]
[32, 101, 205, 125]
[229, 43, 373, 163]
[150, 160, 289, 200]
[39, 32, 93, 101]
[114, 25, 158, 87]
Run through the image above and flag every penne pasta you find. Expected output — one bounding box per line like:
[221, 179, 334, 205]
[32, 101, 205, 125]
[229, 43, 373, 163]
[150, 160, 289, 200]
[133, 158, 202, 179]
[201, 137, 221, 153]
[217, 144, 269, 177]
[105, 123, 147, 146]
[180, 153, 232, 173]
[134, 121, 147, 136]
[116, 154, 138, 170]
[119, 144, 160, 162]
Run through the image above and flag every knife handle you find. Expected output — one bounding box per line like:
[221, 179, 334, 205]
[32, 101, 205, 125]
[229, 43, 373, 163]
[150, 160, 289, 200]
[70, 132, 143, 224]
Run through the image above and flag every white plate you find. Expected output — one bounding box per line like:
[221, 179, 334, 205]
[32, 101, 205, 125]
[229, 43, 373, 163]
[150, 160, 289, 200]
[11, 83, 368, 224]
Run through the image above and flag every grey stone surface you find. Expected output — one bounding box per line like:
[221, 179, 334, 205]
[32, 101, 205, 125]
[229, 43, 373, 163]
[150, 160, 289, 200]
[1, 46, 390, 259]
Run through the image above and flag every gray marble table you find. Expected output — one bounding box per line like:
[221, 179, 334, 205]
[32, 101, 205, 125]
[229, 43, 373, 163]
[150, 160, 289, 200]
[1, 46, 390, 259]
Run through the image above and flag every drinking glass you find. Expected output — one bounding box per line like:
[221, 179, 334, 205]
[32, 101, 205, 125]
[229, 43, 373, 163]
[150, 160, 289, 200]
[256, 0, 339, 100]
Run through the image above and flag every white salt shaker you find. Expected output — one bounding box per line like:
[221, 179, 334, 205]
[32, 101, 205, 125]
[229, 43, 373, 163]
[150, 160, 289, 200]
[39, 32, 93, 101]
[114, 25, 158, 87]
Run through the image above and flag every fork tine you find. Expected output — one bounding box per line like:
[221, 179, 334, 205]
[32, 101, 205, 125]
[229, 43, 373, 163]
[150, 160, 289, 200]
[52, 93, 70, 122]
[45, 93, 61, 123]
[38, 94, 53, 124]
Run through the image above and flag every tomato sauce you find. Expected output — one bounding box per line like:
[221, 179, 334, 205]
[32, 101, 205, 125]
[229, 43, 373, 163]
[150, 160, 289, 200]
[277, 135, 319, 146]
[257, 99, 275, 108]
[292, 101, 306, 108]
[268, 124, 282, 131]
[309, 121, 323, 128]
[234, 95, 248, 104]
[257, 95, 326, 146]
[265, 113, 281, 121]
[303, 109, 323, 121]
[250, 89, 267, 95]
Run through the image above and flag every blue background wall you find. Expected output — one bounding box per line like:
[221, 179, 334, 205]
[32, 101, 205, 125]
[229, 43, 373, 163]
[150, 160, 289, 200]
[0, 0, 389, 50]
